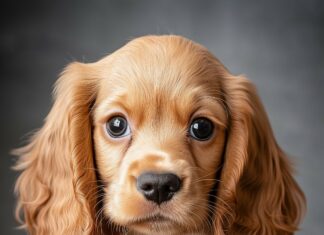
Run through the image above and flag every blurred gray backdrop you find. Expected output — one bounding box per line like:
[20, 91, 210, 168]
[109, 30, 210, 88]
[1, 0, 323, 234]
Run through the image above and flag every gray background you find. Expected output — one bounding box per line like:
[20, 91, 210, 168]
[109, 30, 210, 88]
[1, 0, 323, 234]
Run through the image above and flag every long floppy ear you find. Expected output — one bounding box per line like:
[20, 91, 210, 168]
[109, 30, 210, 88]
[214, 75, 306, 234]
[13, 62, 100, 235]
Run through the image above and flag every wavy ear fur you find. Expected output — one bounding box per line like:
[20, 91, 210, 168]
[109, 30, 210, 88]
[13, 62, 100, 235]
[214, 75, 306, 235]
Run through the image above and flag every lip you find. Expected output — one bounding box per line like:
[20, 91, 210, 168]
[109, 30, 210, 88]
[130, 214, 171, 225]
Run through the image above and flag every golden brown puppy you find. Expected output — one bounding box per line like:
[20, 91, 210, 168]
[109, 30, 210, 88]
[14, 35, 305, 235]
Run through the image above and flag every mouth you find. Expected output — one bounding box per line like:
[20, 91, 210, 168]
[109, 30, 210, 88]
[127, 214, 178, 234]
[130, 214, 171, 225]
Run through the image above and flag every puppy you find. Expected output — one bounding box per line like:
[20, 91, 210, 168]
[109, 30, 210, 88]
[14, 35, 305, 235]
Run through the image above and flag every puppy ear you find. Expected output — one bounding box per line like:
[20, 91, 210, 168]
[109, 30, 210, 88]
[214, 75, 305, 234]
[13, 62, 100, 234]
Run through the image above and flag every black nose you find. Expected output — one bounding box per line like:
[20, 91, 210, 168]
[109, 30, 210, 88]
[137, 172, 181, 204]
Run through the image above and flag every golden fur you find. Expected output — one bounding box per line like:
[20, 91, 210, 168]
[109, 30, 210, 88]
[14, 35, 305, 235]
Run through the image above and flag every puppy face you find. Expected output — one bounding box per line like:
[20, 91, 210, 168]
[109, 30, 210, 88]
[14, 34, 305, 235]
[92, 36, 227, 234]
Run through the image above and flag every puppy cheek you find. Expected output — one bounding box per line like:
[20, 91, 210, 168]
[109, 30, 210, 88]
[181, 160, 211, 197]
[103, 179, 154, 224]
[180, 160, 218, 225]
[178, 167, 211, 223]
[173, 194, 209, 229]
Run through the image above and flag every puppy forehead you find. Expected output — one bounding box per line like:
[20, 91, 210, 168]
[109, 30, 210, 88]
[97, 35, 225, 91]
[94, 36, 226, 123]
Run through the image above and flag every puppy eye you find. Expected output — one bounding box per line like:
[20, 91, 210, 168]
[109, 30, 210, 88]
[106, 116, 130, 138]
[189, 118, 214, 141]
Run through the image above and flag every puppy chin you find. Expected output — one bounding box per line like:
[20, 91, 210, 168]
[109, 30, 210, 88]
[127, 222, 209, 235]
[128, 218, 179, 235]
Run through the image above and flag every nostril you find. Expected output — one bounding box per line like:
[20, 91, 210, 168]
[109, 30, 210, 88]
[137, 173, 158, 197]
[169, 183, 180, 192]
[141, 183, 153, 191]
[161, 174, 181, 193]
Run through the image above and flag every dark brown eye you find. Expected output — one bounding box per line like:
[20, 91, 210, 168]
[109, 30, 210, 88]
[106, 116, 130, 138]
[189, 118, 214, 141]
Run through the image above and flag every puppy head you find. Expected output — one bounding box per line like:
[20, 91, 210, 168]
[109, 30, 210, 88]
[93, 36, 227, 234]
[14, 35, 305, 235]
